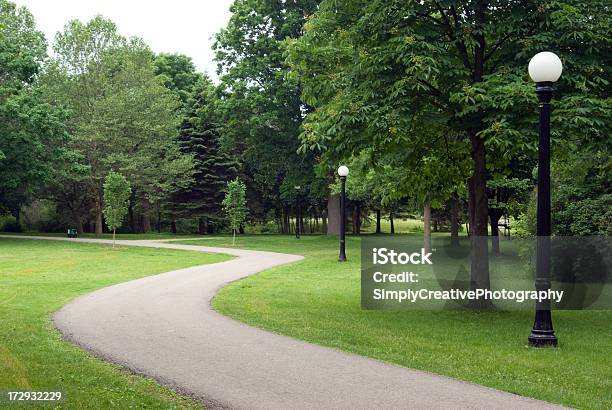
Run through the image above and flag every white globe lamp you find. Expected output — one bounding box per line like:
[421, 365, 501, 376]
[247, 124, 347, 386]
[528, 52, 562, 83]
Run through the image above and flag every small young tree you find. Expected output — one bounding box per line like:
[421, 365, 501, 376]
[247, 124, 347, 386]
[222, 177, 247, 245]
[103, 172, 131, 248]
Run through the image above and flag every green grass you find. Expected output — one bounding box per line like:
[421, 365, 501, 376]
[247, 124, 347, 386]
[179, 234, 611, 409]
[0, 231, 198, 240]
[360, 217, 425, 233]
[0, 238, 232, 409]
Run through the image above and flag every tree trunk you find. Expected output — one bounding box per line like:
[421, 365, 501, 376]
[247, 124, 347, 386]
[352, 203, 361, 235]
[489, 209, 503, 256]
[283, 207, 290, 234]
[450, 194, 459, 247]
[468, 177, 475, 237]
[198, 217, 207, 235]
[321, 209, 327, 233]
[376, 209, 381, 234]
[70, 206, 84, 235]
[390, 213, 395, 234]
[157, 209, 161, 233]
[171, 220, 177, 234]
[141, 213, 151, 233]
[423, 203, 432, 253]
[469, 131, 491, 303]
[128, 205, 136, 233]
[141, 200, 152, 233]
[12, 208, 21, 231]
[94, 194, 103, 237]
[326, 193, 341, 235]
[239, 224, 244, 234]
[300, 214, 304, 235]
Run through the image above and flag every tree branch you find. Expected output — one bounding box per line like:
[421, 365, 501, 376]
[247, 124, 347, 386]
[433, 2, 471, 71]
[484, 31, 513, 62]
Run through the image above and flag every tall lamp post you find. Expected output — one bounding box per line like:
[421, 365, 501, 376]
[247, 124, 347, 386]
[294, 185, 301, 239]
[527, 51, 562, 347]
[338, 165, 349, 261]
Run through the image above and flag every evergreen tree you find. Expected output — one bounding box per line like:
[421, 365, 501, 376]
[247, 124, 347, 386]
[171, 78, 237, 233]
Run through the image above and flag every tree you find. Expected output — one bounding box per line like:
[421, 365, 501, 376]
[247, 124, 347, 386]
[0, 0, 66, 224]
[42, 16, 186, 235]
[214, 0, 322, 226]
[170, 78, 237, 233]
[287, 0, 611, 301]
[103, 172, 131, 248]
[222, 178, 248, 245]
[154, 53, 202, 108]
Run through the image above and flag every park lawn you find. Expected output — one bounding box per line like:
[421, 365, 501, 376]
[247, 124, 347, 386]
[360, 216, 425, 234]
[0, 238, 232, 409]
[0, 231, 198, 240]
[180, 234, 612, 410]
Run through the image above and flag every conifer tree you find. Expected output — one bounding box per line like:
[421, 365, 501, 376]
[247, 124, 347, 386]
[171, 78, 237, 233]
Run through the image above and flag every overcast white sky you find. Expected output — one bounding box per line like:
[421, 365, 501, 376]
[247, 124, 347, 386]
[12, 0, 234, 80]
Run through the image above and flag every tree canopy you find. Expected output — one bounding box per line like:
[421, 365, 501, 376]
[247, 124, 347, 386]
[0, 0, 66, 222]
[1, 0, 608, 244]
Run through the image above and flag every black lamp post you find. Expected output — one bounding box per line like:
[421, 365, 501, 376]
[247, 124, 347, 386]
[338, 165, 349, 262]
[527, 51, 562, 347]
[295, 185, 301, 239]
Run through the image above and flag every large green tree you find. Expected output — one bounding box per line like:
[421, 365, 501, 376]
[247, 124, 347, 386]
[0, 0, 66, 225]
[288, 0, 611, 294]
[42, 16, 187, 235]
[170, 78, 238, 233]
[214, 0, 322, 225]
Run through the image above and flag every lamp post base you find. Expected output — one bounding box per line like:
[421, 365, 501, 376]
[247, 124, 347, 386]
[528, 331, 558, 347]
[338, 255, 347, 262]
[528, 310, 558, 347]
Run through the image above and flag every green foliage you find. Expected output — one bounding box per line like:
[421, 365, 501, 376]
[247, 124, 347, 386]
[222, 177, 248, 234]
[556, 195, 611, 236]
[41, 16, 187, 233]
[287, 0, 610, 214]
[170, 78, 237, 226]
[214, 0, 322, 221]
[103, 172, 131, 232]
[154, 53, 202, 107]
[0, 0, 66, 215]
[0, 0, 46, 88]
[552, 150, 611, 235]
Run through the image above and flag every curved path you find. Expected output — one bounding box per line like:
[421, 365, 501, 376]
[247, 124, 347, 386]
[7, 236, 564, 409]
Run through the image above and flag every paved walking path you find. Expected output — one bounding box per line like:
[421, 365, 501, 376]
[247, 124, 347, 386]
[5, 236, 565, 409]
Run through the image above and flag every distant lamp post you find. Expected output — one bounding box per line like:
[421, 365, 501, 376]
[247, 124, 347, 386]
[337, 165, 349, 262]
[527, 51, 562, 347]
[294, 185, 301, 239]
